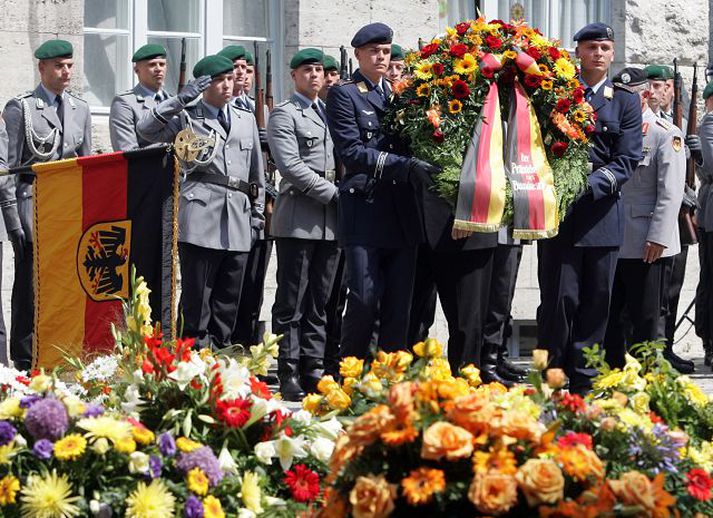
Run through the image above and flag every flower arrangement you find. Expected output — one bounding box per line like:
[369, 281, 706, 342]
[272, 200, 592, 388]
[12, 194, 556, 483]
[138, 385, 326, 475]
[387, 18, 594, 222]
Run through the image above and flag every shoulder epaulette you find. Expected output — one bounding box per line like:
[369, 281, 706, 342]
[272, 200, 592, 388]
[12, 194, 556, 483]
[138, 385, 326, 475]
[117, 90, 134, 97]
[356, 81, 369, 94]
[66, 90, 88, 103]
[15, 91, 33, 99]
[235, 105, 252, 113]
[612, 82, 635, 93]
[336, 79, 355, 87]
[655, 117, 674, 131]
[276, 100, 290, 107]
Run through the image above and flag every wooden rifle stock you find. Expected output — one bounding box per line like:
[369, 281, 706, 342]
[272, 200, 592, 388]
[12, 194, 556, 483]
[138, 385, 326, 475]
[673, 58, 698, 245]
[178, 37, 187, 92]
[687, 64, 699, 189]
[253, 42, 265, 130]
[265, 49, 274, 112]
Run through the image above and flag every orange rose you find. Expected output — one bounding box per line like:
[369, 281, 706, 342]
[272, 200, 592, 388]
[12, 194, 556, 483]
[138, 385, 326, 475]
[421, 422, 474, 461]
[349, 475, 397, 518]
[559, 444, 604, 481]
[318, 375, 340, 395]
[328, 434, 361, 482]
[546, 368, 567, 389]
[515, 458, 565, 506]
[497, 409, 543, 443]
[446, 391, 499, 436]
[388, 382, 416, 422]
[609, 471, 655, 513]
[325, 388, 352, 410]
[348, 405, 395, 447]
[468, 472, 519, 516]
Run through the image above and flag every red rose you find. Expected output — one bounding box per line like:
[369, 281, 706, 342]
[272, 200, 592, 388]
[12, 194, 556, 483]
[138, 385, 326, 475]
[548, 47, 561, 60]
[285, 464, 321, 502]
[524, 74, 542, 88]
[451, 80, 471, 99]
[525, 47, 541, 60]
[573, 87, 585, 103]
[556, 98, 572, 113]
[455, 22, 470, 35]
[481, 67, 495, 79]
[551, 141, 568, 157]
[432, 130, 444, 143]
[449, 43, 468, 58]
[485, 35, 503, 49]
[420, 43, 439, 58]
[431, 62, 445, 76]
[687, 469, 713, 501]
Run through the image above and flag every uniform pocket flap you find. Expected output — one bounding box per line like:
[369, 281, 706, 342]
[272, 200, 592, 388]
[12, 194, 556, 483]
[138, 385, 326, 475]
[631, 204, 654, 218]
[599, 120, 621, 135]
[240, 137, 254, 150]
[182, 185, 211, 204]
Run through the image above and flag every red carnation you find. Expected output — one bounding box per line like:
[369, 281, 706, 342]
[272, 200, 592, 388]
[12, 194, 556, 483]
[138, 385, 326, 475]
[557, 431, 593, 450]
[525, 47, 542, 60]
[556, 98, 572, 113]
[481, 67, 495, 79]
[687, 469, 713, 501]
[285, 464, 321, 502]
[524, 74, 542, 88]
[449, 43, 468, 58]
[250, 376, 272, 399]
[573, 87, 585, 103]
[455, 22, 470, 35]
[215, 397, 253, 428]
[559, 392, 586, 413]
[420, 43, 439, 58]
[584, 124, 596, 135]
[485, 35, 503, 50]
[649, 411, 664, 424]
[548, 47, 561, 60]
[432, 130, 444, 143]
[551, 141, 568, 157]
[451, 80, 471, 99]
[431, 62, 445, 76]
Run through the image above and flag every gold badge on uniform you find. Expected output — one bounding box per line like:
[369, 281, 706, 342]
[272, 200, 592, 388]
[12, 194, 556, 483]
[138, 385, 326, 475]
[672, 136, 682, 152]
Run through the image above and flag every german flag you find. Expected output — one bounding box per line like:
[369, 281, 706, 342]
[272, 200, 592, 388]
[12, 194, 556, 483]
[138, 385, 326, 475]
[31, 146, 178, 368]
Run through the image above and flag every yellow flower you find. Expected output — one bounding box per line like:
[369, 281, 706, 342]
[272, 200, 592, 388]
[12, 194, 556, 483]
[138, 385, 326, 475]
[187, 468, 209, 496]
[679, 378, 710, 407]
[416, 83, 431, 98]
[77, 416, 133, 445]
[595, 370, 625, 390]
[453, 53, 478, 75]
[401, 467, 446, 506]
[317, 375, 341, 395]
[326, 388, 352, 410]
[339, 357, 364, 378]
[54, 434, 87, 461]
[0, 475, 20, 506]
[203, 495, 225, 518]
[358, 372, 384, 396]
[176, 436, 203, 453]
[371, 351, 412, 383]
[422, 358, 453, 381]
[445, 26, 458, 39]
[532, 349, 549, 371]
[342, 376, 358, 396]
[502, 50, 518, 60]
[414, 62, 433, 80]
[115, 437, 137, 454]
[541, 80, 554, 90]
[630, 392, 651, 414]
[302, 393, 324, 414]
[460, 364, 481, 387]
[413, 338, 444, 358]
[567, 78, 581, 89]
[553, 57, 576, 80]
[0, 398, 22, 420]
[125, 479, 175, 518]
[559, 444, 605, 481]
[20, 470, 81, 518]
[29, 374, 52, 393]
[573, 110, 587, 122]
[132, 426, 155, 445]
[241, 471, 263, 514]
[0, 443, 18, 465]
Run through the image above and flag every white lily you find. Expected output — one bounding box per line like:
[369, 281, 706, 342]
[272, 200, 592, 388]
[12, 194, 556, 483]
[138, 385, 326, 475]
[168, 359, 203, 390]
[313, 417, 343, 439]
[254, 441, 276, 465]
[218, 443, 238, 475]
[121, 384, 144, 415]
[272, 433, 308, 471]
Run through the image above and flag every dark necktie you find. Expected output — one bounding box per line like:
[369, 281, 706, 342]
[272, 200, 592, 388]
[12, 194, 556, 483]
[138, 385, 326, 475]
[55, 95, 64, 128]
[154, 93, 163, 102]
[375, 84, 386, 103]
[584, 87, 593, 103]
[312, 102, 326, 124]
[217, 109, 230, 134]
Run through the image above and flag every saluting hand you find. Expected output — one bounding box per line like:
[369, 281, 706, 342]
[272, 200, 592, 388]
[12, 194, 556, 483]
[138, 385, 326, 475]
[178, 75, 212, 105]
[643, 241, 665, 263]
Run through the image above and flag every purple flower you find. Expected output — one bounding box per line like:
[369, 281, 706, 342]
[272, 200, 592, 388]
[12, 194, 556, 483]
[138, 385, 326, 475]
[158, 432, 176, 457]
[24, 398, 68, 441]
[33, 439, 54, 459]
[176, 446, 224, 486]
[184, 495, 204, 518]
[149, 455, 162, 479]
[20, 395, 41, 409]
[82, 404, 104, 418]
[0, 421, 17, 446]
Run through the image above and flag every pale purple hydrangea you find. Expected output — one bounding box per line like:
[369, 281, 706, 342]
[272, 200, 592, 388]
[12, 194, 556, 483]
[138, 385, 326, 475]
[24, 398, 68, 441]
[184, 495, 204, 518]
[82, 404, 105, 418]
[158, 432, 176, 457]
[149, 455, 162, 479]
[32, 439, 54, 459]
[0, 421, 16, 446]
[176, 446, 224, 486]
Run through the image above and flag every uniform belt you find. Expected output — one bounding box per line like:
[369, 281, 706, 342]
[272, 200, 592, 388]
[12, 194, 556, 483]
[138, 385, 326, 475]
[311, 168, 337, 183]
[186, 172, 258, 200]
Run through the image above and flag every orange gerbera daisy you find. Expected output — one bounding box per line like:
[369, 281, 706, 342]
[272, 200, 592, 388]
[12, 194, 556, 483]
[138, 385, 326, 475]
[401, 467, 446, 506]
[473, 444, 518, 475]
[381, 420, 419, 446]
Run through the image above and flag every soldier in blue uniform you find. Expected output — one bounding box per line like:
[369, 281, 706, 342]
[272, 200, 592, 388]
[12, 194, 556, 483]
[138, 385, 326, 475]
[536, 23, 643, 393]
[326, 22, 438, 358]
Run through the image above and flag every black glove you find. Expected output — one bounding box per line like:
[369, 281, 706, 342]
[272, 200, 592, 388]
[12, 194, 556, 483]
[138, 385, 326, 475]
[408, 158, 439, 187]
[8, 228, 25, 261]
[686, 134, 702, 153]
[177, 75, 212, 105]
[258, 128, 268, 147]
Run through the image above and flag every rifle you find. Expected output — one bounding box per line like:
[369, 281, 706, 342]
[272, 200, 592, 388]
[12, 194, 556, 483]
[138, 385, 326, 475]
[673, 58, 698, 245]
[348, 58, 353, 78]
[339, 45, 349, 80]
[253, 42, 265, 130]
[178, 37, 187, 92]
[265, 49, 274, 112]
[256, 46, 277, 234]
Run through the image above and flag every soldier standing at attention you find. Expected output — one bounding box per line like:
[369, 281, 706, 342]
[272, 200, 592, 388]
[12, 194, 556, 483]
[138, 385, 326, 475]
[1, 39, 92, 371]
[603, 68, 685, 368]
[109, 44, 170, 151]
[137, 56, 265, 349]
[269, 49, 340, 399]
[243, 51, 257, 112]
[326, 23, 438, 359]
[386, 44, 406, 82]
[319, 55, 341, 101]
[536, 24, 642, 393]
[0, 120, 9, 366]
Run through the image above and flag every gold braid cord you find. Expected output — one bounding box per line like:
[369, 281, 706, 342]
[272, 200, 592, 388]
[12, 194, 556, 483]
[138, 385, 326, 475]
[170, 154, 180, 340]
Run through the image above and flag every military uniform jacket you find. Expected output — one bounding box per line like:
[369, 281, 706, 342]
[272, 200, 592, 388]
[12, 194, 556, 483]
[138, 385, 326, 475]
[137, 97, 265, 253]
[326, 69, 423, 248]
[109, 84, 171, 151]
[0, 119, 8, 240]
[697, 112, 713, 232]
[619, 108, 684, 259]
[0, 85, 91, 239]
[559, 79, 643, 247]
[268, 93, 338, 240]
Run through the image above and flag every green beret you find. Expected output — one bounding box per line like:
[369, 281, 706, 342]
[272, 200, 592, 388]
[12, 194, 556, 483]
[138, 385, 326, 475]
[703, 81, 713, 100]
[290, 48, 323, 69]
[217, 45, 246, 62]
[192, 55, 234, 79]
[244, 51, 254, 66]
[391, 44, 405, 61]
[645, 64, 674, 80]
[34, 39, 73, 60]
[323, 55, 338, 71]
[132, 43, 167, 62]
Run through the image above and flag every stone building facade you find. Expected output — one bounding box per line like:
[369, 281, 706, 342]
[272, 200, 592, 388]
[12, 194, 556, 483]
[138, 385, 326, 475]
[0, 0, 708, 354]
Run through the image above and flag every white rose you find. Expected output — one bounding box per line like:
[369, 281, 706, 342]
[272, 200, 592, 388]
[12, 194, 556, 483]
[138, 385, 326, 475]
[128, 452, 150, 474]
[254, 441, 275, 464]
[309, 437, 335, 463]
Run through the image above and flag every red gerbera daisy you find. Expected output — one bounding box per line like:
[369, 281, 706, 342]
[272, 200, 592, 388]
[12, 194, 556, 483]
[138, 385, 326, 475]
[687, 468, 713, 501]
[449, 43, 468, 58]
[215, 397, 253, 428]
[559, 392, 586, 413]
[451, 80, 470, 99]
[285, 464, 321, 502]
[557, 431, 593, 450]
[250, 376, 272, 399]
[556, 98, 572, 113]
[524, 74, 542, 88]
[548, 47, 562, 60]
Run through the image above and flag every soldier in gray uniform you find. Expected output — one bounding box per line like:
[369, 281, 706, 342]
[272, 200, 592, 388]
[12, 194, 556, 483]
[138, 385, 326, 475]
[137, 55, 265, 349]
[268, 49, 340, 400]
[1, 39, 91, 370]
[0, 120, 8, 366]
[109, 44, 170, 151]
[603, 68, 685, 368]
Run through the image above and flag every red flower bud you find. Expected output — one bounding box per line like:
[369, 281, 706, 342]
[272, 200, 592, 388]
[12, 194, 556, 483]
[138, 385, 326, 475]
[556, 98, 572, 113]
[431, 62, 444, 76]
[551, 141, 568, 157]
[485, 35, 503, 50]
[432, 130, 444, 143]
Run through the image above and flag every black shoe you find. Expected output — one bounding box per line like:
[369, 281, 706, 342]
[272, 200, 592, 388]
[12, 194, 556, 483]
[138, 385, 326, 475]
[299, 357, 325, 395]
[13, 360, 31, 372]
[496, 364, 524, 383]
[481, 368, 514, 388]
[704, 342, 713, 367]
[663, 350, 695, 374]
[278, 360, 305, 402]
[499, 358, 528, 377]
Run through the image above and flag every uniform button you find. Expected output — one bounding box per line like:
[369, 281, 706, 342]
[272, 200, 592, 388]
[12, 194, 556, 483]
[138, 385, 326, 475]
[603, 126, 608, 132]
[188, 193, 194, 199]
[368, 121, 372, 126]
[349, 188, 355, 193]
[389, 144, 393, 149]
[227, 160, 232, 165]
[650, 211, 654, 216]
[393, 180, 396, 185]
[228, 193, 232, 198]
[64, 143, 68, 147]
[225, 144, 230, 149]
